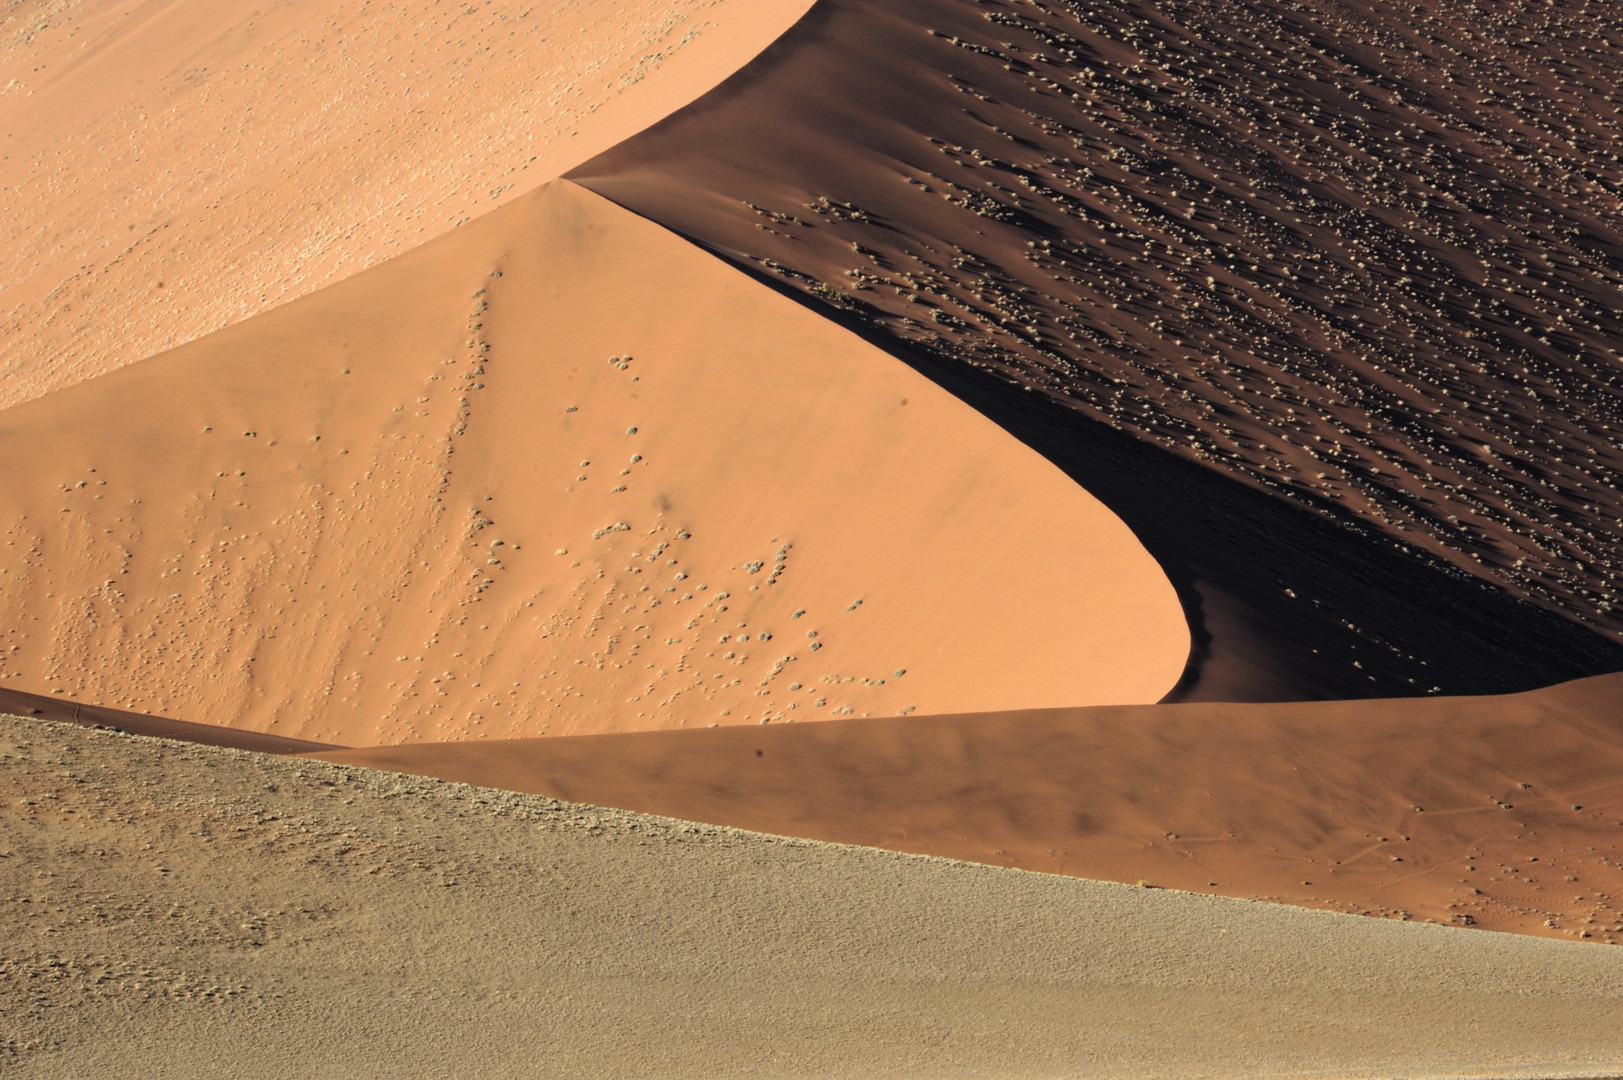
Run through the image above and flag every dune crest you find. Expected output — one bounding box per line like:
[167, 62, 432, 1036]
[0, 180, 1186, 743]
[570, 0, 1623, 699]
[0, 0, 815, 407]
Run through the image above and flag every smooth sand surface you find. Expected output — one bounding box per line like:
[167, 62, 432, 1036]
[0, 180, 1187, 743]
[0, 0, 813, 407]
[314, 672, 1623, 942]
[8, 715, 1623, 1079]
[572, 0, 1623, 698]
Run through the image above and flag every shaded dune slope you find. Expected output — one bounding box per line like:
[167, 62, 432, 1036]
[0, 686, 333, 754]
[891, 354, 1623, 700]
[0, 0, 815, 406]
[571, 0, 1623, 699]
[0, 180, 1186, 743]
[313, 672, 1623, 942]
[10, 716, 1623, 1078]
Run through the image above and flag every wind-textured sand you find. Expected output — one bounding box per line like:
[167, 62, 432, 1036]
[6, 1, 1623, 1074]
[314, 672, 1623, 942]
[572, 0, 1623, 700]
[0, 0, 813, 407]
[7, 715, 1623, 1079]
[0, 180, 1187, 743]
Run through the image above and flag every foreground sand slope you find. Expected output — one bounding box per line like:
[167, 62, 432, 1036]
[313, 672, 1623, 942]
[0, 0, 813, 406]
[0, 180, 1186, 743]
[7, 716, 1623, 1079]
[571, 0, 1623, 698]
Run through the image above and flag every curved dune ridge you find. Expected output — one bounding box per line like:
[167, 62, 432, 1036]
[0, 180, 1188, 744]
[311, 672, 1623, 943]
[0, 0, 815, 408]
[569, 0, 1623, 700]
[4, 2, 1623, 1074]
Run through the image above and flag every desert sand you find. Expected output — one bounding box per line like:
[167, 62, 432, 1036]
[8, 715, 1623, 1079]
[571, 0, 1623, 698]
[315, 671, 1623, 941]
[5, 0, 1623, 1075]
[0, 179, 1187, 743]
[0, 0, 814, 407]
[0, 685, 330, 754]
[31, 667, 1623, 942]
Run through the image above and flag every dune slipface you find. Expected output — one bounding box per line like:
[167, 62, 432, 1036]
[0, 0, 814, 407]
[0, 181, 1187, 744]
[570, 0, 1623, 700]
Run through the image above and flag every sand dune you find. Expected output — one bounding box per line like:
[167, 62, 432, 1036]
[0, 180, 1187, 743]
[571, 0, 1623, 699]
[0, 0, 813, 407]
[0, 685, 332, 754]
[9, 714, 1623, 1078]
[313, 673, 1623, 942]
[6, 2, 1623, 1072]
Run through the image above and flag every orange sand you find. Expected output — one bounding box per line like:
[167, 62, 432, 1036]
[0, 0, 814, 407]
[7, 0, 1619, 987]
[571, 0, 1623, 695]
[312, 673, 1623, 942]
[0, 180, 1187, 743]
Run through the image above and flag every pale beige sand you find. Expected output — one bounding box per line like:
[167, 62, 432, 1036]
[6, 715, 1623, 1079]
[0, 181, 1187, 742]
[0, 0, 813, 407]
[28, 670, 1622, 943]
[313, 672, 1623, 943]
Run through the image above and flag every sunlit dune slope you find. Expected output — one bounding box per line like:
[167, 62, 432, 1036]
[11, 717, 1623, 1078]
[571, 0, 1623, 698]
[0, 180, 1187, 743]
[313, 672, 1623, 943]
[0, 0, 813, 407]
